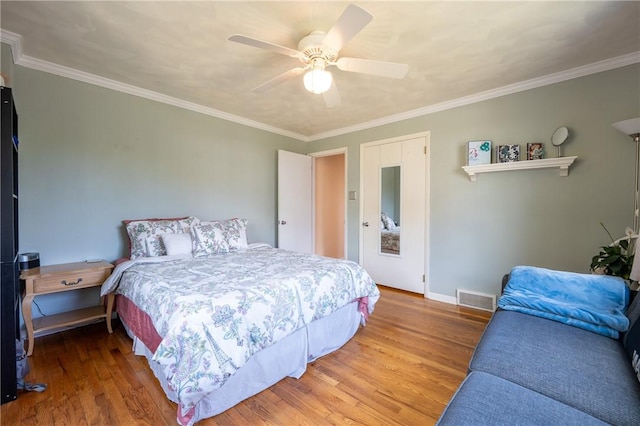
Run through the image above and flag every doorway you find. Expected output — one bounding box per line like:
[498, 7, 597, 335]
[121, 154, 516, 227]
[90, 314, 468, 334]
[360, 133, 429, 294]
[277, 149, 347, 259]
[311, 148, 347, 259]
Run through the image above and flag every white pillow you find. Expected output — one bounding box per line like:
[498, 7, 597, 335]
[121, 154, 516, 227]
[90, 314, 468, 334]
[161, 233, 192, 256]
[381, 212, 396, 230]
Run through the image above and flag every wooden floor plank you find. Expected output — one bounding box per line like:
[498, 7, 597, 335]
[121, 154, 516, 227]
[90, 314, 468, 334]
[1, 286, 491, 425]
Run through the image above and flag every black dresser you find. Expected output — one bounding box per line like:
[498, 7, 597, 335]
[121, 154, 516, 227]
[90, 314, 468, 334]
[1, 86, 20, 404]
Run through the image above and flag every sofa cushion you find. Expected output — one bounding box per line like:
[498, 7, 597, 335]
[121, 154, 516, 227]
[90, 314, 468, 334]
[436, 371, 607, 426]
[470, 310, 640, 425]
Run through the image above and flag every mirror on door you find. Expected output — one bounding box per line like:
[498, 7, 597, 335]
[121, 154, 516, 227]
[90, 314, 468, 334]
[380, 165, 401, 255]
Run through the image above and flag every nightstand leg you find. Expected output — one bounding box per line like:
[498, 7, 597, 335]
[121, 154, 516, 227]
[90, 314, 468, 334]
[22, 293, 35, 356]
[106, 293, 115, 334]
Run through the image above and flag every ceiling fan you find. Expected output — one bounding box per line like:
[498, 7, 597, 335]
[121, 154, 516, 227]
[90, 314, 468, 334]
[228, 4, 409, 107]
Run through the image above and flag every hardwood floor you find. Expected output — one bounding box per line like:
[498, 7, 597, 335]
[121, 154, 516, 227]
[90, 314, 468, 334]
[1, 286, 492, 425]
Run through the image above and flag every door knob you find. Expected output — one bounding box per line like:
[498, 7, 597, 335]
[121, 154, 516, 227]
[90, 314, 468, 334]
[363, 221, 369, 227]
[279, 220, 287, 225]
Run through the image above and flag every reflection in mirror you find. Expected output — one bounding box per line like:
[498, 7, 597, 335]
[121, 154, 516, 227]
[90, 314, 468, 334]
[380, 166, 401, 255]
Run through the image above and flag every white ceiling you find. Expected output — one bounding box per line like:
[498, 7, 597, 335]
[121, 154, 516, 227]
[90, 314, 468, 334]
[1, 1, 639, 141]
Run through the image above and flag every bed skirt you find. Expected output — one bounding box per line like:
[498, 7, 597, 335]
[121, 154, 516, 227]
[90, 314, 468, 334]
[117, 295, 362, 423]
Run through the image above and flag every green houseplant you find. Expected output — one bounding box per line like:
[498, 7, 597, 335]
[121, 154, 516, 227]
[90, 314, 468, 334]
[590, 223, 637, 289]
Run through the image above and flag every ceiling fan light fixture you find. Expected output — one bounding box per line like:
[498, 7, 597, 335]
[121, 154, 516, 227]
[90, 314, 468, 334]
[303, 66, 332, 94]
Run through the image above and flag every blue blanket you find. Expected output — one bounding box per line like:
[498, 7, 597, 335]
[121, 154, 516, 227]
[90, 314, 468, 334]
[498, 266, 630, 338]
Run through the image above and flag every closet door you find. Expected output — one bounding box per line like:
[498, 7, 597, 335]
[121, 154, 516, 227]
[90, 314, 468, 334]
[361, 135, 427, 294]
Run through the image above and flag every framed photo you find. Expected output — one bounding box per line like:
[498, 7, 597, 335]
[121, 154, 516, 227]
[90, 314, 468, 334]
[527, 143, 544, 160]
[467, 140, 491, 166]
[497, 145, 520, 163]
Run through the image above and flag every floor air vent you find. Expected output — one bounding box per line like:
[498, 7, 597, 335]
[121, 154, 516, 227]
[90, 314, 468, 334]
[456, 289, 496, 312]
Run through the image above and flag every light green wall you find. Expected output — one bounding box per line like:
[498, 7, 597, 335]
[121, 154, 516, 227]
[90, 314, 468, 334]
[4, 42, 305, 317]
[4, 40, 640, 309]
[309, 64, 640, 298]
[14, 67, 304, 265]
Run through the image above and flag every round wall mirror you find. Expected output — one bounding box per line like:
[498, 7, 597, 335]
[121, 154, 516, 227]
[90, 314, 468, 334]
[551, 126, 569, 156]
[551, 126, 569, 146]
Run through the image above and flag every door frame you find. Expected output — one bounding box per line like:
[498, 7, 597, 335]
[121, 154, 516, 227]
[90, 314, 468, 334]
[359, 131, 431, 295]
[309, 147, 348, 259]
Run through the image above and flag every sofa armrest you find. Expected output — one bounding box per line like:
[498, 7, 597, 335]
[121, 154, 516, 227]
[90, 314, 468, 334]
[501, 274, 510, 293]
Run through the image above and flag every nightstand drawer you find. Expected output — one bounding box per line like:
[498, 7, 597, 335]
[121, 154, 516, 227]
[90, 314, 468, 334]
[32, 268, 109, 293]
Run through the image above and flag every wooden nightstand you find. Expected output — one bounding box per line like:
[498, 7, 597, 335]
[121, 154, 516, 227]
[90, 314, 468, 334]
[20, 260, 114, 356]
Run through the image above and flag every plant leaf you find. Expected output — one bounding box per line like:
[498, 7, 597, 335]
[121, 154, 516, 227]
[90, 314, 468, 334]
[601, 255, 621, 265]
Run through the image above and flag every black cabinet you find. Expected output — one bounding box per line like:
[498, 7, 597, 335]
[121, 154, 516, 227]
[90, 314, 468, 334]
[1, 86, 19, 404]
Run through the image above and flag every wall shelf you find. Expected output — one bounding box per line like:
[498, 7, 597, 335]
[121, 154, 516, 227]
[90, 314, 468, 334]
[462, 156, 577, 182]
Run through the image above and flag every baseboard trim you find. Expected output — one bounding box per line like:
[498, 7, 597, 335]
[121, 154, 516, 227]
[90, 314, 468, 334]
[427, 291, 457, 305]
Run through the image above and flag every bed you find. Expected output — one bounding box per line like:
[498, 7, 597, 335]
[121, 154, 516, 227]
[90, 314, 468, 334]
[381, 228, 400, 254]
[380, 212, 400, 254]
[101, 216, 380, 425]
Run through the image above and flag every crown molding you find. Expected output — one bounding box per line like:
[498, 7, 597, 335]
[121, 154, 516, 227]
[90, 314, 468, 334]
[2, 28, 638, 143]
[0, 29, 23, 62]
[20, 54, 308, 141]
[308, 51, 640, 142]
[0, 29, 308, 142]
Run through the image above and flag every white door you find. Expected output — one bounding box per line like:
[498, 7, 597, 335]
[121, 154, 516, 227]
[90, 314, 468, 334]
[361, 136, 427, 293]
[277, 150, 313, 253]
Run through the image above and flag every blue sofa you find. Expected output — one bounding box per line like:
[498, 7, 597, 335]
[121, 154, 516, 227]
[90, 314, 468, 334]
[437, 268, 640, 425]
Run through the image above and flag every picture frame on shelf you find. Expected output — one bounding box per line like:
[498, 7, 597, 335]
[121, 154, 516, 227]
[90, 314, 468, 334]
[527, 143, 544, 160]
[467, 140, 491, 166]
[497, 145, 520, 163]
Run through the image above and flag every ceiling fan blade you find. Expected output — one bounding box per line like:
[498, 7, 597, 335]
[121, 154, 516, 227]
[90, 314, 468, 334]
[322, 4, 373, 53]
[336, 57, 409, 79]
[323, 79, 341, 108]
[252, 67, 307, 94]
[228, 34, 302, 58]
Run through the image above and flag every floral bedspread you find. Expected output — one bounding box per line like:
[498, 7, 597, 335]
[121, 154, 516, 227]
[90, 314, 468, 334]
[100, 247, 379, 419]
[381, 228, 400, 254]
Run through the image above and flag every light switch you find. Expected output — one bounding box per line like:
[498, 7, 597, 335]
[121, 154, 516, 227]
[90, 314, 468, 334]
[348, 190, 357, 201]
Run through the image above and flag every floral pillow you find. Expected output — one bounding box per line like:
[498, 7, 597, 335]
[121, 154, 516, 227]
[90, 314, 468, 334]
[190, 222, 230, 257]
[215, 218, 249, 251]
[125, 216, 199, 259]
